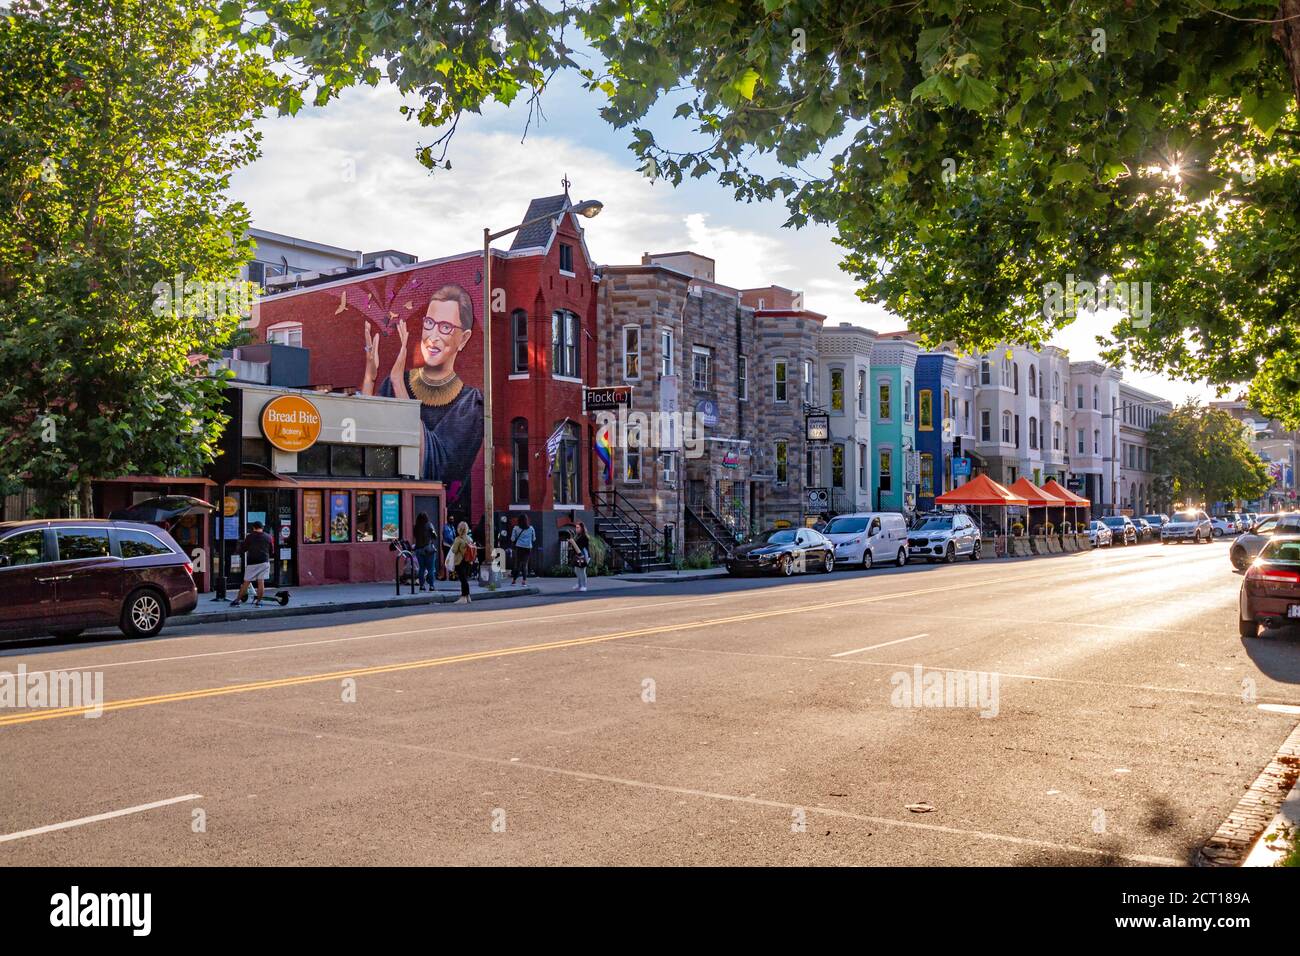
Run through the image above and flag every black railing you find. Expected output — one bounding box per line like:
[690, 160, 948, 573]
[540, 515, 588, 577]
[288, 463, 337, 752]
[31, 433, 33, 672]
[592, 490, 670, 568]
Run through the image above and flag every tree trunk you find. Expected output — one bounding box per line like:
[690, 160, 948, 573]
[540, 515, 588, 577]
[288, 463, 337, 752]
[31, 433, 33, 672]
[1276, 0, 1300, 106]
[78, 477, 93, 519]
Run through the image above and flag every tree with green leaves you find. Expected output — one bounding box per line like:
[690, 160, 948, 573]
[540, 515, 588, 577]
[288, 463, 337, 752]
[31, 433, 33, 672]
[0, 0, 277, 514]
[1147, 401, 1272, 507]
[245, 0, 1300, 425]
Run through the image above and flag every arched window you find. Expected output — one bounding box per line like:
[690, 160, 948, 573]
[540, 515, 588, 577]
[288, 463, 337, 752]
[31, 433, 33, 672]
[511, 418, 530, 505]
[1012, 361, 1020, 394]
[857, 369, 867, 414]
[1029, 416, 1038, 449]
[1053, 421, 1061, 451]
[1053, 371, 1060, 402]
[1028, 364, 1037, 397]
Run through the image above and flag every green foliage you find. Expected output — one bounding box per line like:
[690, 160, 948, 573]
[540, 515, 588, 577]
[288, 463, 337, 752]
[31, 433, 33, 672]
[1147, 401, 1273, 506]
[0, 0, 278, 513]
[254, 0, 1300, 427]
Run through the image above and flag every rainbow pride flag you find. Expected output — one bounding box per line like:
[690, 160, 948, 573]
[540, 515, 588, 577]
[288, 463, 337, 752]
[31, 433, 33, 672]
[595, 426, 614, 484]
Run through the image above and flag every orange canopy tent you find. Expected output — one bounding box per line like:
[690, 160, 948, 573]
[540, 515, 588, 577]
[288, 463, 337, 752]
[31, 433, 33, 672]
[1041, 478, 1090, 532]
[936, 474, 1027, 537]
[1008, 477, 1068, 534]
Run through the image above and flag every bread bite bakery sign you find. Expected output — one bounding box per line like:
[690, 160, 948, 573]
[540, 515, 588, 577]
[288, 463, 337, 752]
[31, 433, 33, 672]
[260, 395, 322, 453]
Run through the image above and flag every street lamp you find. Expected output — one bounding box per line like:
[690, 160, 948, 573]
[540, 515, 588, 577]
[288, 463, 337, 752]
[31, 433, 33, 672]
[480, 196, 603, 579]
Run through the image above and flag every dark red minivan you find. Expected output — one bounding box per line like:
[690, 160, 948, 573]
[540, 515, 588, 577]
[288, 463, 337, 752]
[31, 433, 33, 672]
[0, 519, 198, 640]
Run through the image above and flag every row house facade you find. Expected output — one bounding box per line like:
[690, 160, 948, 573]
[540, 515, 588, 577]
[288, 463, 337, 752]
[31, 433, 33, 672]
[1118, 382, 1174, 515]
[248, 194, 599, 570]
[595, 254, 825, 558]
[816, 323, 878, 515]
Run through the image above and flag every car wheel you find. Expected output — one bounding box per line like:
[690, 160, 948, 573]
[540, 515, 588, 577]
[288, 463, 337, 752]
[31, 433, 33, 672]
[120, 588, 167, 638]
[1239, 616, 1259, 639]
[861, 550, 873, 571]
[1213, 527, 1223, 538]
[1230, 547, 1248, 571]
[780, 555, 794, 577]
[48, 628, 85, 640]
[823, 552, 834, 573]
[896, 548, 907, 568]
[970, 540, 981, 561]
[944, 543, 956, 564]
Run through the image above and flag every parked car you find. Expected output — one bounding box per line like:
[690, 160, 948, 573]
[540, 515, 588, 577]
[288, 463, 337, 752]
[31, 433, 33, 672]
[1132, 517, 1156, 542]
[1210, 515, 1239, 537]
[1142, 514, 1169, 531]
[727, 526, 835, 576]
[1230, 513, 1300, 570]
[1162, 510, 1212, 544]
[822, 512, 909, 570]
[1246, 512, 1261, 532]
[0, 519, 198, 640]
[908, 512, 981, 563]
[1100, 515, 1139, 546]
[1087, 520, 1113, 548]
[1238, 535, 1300, 638]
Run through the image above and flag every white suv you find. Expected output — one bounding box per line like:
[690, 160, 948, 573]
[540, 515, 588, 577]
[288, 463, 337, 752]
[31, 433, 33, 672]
[907, 513, 981, 563]
[1162, 510, 1212, 544]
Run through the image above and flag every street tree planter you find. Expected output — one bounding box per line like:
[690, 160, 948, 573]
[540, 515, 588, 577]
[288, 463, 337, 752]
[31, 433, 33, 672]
[1030, 535, 1050, 555]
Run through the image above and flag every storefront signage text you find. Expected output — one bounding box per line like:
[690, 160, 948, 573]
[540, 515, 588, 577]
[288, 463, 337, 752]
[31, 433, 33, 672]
[260, 395, 323, 453]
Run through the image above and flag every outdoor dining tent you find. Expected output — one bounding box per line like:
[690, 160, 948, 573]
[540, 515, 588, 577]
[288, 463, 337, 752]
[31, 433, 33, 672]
[935, 474, 1028, 538]
[1041, 479, 1091, 533]
[1007, 477, 1069, 534]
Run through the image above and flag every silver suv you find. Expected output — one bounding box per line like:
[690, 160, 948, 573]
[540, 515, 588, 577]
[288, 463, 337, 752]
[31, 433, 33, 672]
[1161, 509, 1212, 544]
[907, 513, 981, 563]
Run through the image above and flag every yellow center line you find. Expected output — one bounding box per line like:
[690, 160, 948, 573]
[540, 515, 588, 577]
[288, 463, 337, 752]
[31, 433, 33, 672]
[0, 552, 1174, 728]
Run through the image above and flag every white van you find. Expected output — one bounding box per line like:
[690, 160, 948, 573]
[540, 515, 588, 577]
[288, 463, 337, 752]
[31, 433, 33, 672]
[822, 512, 910, 570]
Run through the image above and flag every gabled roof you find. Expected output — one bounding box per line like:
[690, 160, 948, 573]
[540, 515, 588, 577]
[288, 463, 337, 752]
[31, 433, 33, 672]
[509, 194, 569, 251]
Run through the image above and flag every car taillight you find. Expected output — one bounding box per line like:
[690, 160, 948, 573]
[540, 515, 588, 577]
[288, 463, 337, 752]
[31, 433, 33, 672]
[1247, 565, 1300, 584]
[184, 561, 194, 577]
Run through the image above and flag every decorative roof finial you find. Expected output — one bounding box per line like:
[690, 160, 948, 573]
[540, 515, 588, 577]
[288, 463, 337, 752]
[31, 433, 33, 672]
[561, 174, 572, 197]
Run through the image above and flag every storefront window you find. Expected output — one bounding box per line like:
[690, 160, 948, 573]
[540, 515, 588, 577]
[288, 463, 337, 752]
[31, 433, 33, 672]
[242, 437, 271, 469]
[355, 491, 376, 542]
[380, 492, 400, 541]
[331, 445, 364, 477]
[303, 491, 324, 543]
[329, 492, 351, 542]
[297, 444, 329, 475]
[365, 446, 397, 477]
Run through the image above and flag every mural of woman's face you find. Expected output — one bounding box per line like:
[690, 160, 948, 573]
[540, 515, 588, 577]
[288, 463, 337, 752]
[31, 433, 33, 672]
[419, 298, 472, 376]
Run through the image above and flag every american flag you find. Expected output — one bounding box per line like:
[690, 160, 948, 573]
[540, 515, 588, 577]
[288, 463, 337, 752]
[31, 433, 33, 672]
[545, 420, 569, 476]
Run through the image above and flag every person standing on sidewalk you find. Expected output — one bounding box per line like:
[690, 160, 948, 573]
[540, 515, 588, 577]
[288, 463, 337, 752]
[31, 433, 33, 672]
[571, 521, 590, 592]
[413, 512, 436, 591]
[440, 514, 456, 581]
[450, 521, 475, 604]
[510, 514, 534, 585]
[230, 520, 275, 607]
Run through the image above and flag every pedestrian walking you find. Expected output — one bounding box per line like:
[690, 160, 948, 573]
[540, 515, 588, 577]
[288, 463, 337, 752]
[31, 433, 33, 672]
[510, 514, 535, 585]
[570, 520, 590, 592]
[449, 521, 476, 604]
[230, 520, 274, 607]
[441, 514, 456, 580]
[413, 512, 437, 591]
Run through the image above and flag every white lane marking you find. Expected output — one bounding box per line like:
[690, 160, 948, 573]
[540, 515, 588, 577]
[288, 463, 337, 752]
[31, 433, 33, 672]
[212, 716, 1182, 867]
[6, 546, 1202, 677]
[0, 794, 202, 845]
[1258, 703, 1300, 715]
[832, 633, 930, 657]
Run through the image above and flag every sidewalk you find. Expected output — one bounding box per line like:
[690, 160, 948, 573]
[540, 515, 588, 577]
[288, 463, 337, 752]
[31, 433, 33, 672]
[168, 578, 540, 630]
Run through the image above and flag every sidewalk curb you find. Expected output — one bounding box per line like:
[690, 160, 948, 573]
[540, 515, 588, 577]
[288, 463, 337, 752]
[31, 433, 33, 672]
[1198, 719, 1300, 866]
[163, 585, 542, 631]
[611, 570, 728, 583]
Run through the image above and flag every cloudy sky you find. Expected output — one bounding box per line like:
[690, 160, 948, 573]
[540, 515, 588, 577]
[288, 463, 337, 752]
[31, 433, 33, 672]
[229, 65, 1221, 405]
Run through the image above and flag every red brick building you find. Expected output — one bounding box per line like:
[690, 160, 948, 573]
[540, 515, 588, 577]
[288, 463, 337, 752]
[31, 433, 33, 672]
[248, 195, 599, 571]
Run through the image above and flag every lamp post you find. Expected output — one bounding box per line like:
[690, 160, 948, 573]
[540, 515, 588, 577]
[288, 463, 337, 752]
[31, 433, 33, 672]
[481, 196, 603, 579]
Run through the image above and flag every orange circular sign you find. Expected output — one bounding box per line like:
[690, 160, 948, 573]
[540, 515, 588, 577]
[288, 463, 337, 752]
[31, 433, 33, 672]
[260, 395, 322, 453]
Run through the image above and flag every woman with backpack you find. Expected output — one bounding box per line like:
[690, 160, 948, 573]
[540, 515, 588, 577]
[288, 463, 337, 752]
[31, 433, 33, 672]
[413, 512, 436, 591]
[570, 520, 591, 592]
[450, 521, 476, 604]
[510, 514, 535, 585]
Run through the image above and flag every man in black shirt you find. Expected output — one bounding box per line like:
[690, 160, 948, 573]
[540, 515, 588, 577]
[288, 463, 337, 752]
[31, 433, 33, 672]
[231, 520, 275, 607]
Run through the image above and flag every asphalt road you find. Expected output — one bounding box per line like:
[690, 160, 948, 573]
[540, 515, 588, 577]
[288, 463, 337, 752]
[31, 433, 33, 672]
[3, 539, 1299, 866]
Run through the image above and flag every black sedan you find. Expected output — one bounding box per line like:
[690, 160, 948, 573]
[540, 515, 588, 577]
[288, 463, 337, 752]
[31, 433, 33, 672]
[727, 527, 836, 576]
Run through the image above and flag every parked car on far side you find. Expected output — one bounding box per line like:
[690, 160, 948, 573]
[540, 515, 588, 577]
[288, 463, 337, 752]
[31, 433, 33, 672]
[1230, 513, 1300, 571]
[1087, 521, 1113, 548]
[1162, 510, 1212, 544]
[727, 527, 836, 576]
[822, 512, 909, 569]
[907, 512, 981, 563]
[1132, 517, 1155, 542]
[1100, 515, 1139, 546]
[1142, 514, 1169, 532]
